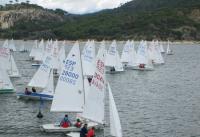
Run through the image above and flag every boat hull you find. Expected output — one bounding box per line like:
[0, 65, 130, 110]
[41, 122, 99, 133]
[0, 89, 15, 94]
[31, 64, 41, 67]
[17, 92, 53, 101]
[66, 132, 80, 137]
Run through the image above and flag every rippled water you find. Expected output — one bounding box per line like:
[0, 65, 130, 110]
[0, 41, 200, 137]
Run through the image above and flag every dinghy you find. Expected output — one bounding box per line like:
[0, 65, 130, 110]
[105, 40, 124, 73]
[0, 47, 20, 77]
[0, 68, 14, 93]
[32, 40, 45, 66]
[133, 41, 154, 71]
[29, 40, 38, 60]
[41, 41, 99, 133]
[121, 40, 137, 69]
[166, 40, 173, 55]
[82, 40, 95, 78]
[3, 39, 17, 52]
[159, 41, 165, 53]
[19, 42, 28, 52]
[17, 55, 54, 101]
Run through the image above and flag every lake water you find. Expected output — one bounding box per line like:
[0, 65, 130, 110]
[0, 40, 200, 137]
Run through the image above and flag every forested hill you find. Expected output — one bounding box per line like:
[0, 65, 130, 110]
[1, 0, 200, 40]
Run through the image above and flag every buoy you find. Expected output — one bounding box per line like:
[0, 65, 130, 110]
[37, 110, 43, 118]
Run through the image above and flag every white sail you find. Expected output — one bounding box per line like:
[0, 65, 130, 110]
[0, 47, 10, 71]
[9, 39, 17, 51]
[28, 55, 53, 88]
[108, 83, 122, 137]
[2, 39, 9, 49]
[0, 68, 14, 90]
[166, 40, 173, 55]
[7, 54, 20, 77]
[34, 40, 45, 61]
[41, 69, 54, 95]
[106, 40, 124, 71]
[136, 41, 148, 65]
[29, 40, 38, 58]
[51, 40, 60, 69]
[57, 43, 66, 74]
[81, 44, 106, 124]
[121, 40, 131, 63]
[51, 41, 84, 113]
[154, 42, 165, 64]
[159, 41, 165, 53]
[127, 40, 137, 67]
[82, 40, 95, 76]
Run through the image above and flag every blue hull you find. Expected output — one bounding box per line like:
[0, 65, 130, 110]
[17, 92, 53, 101]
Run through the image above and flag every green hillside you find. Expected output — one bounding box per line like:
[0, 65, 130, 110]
[1, 0, 200, 40]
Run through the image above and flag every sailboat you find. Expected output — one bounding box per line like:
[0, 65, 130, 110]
[19, 42, 28, 52]
[133, 41, 154, 71]
[67, 45, 122, 137]
[0, 47, 20, 78]
[32, 39, 45, 66]
[121, 40, 137, 69]
[3, 39, 17, 52]
[159, 41, 165, 53]
[29, 40, 38, 60]
[105, 40, 124, 73]
[166, 40, 173, 55]
[57, 41, 66, 76]
[41, 41, 100, 133]
[82, 40, 95, 78]
[17, 55, 54, 101]
[0, 68, 14, 93]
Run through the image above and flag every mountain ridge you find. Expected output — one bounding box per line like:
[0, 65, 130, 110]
[0, 0, 200, 40]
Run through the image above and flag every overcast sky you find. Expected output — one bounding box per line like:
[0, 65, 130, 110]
[1, 0, 132, 14]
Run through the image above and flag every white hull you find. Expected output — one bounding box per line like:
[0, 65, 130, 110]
[41, 122, 99, 133]
[66, 132, 79, 137]
[9, 75, 21, 78]
[167, 53, 173, 55]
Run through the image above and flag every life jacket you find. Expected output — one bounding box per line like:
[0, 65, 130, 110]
[75, 122, 82, 128]
[87, 129, 95, 137]
[61, 121, 70, 128]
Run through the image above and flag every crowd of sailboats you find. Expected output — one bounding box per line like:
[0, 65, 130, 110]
[0, 38, 174, 137]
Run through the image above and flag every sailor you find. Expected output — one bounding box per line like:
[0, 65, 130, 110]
[87, 127, 95, 137]
[110, 66, 115, 72]
[60, 114, 72, 128]
[74, 118, 82, 128]
[32, 87, 36, 93]
[25, 87, 31, 95]
[80, 124, 88, 137]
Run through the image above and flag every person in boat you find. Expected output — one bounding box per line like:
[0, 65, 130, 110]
[110, 66, 115, 72]
[32, 87, 36, 93]
[87, 127, 95, 137]
[139, 64, 145, 68]
[74, 118, 82, 128]
[80, 124, 88, 137]
[87, 76, 93, 84]
[60, 114, 72, 128]
[25, 88, 31, 95]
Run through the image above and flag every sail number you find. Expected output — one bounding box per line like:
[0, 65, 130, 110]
[64, 59, 76, 71]
[92, 72, 104, 90]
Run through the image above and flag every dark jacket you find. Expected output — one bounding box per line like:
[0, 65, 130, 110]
[80, 126, 88, 137]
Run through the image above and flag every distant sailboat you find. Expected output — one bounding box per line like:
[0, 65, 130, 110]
[0, 47, 20, 77]
[3, 39, 16, 52]
[0, 68, 14, 93]
[121, 40, 137, 69]
[159, 41, 165, 53]
[32, 39, 45, 66]
[166, 40, 173, 55]
[17, 55, 54, 100]
[29, 40, 38, 60]
[133, 41, 154, 71]
[105, 40, 124, 73]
